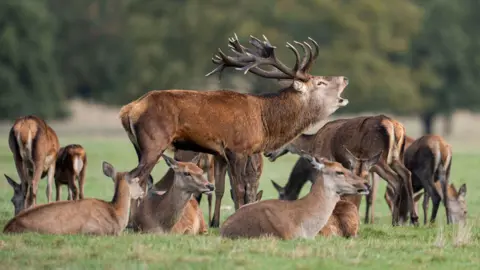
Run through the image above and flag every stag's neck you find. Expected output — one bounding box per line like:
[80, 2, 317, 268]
[155, 178, 193, 230]
[287, 134, 319, 156]
[296, 174, 339, 237]
[260, 88, 325, 152]
[111, 178, 132, 228]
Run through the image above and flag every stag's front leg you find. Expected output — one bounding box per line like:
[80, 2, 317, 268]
[391, 160, 418, 226]
[211, 157, 227, 228]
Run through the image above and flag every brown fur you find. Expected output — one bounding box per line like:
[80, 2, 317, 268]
[318, 200, 360, 238]
[130, 155, 214, 234]
[54, 144, 87, 201]
[3, 161, 144, 235]
[220, 156, 369, 240]
[170, 197, 208, 235]
[119, 35, 349, 197]
[385, 135, 466, 225]
[8, 115, 60, 211]
[265, 115, 418, 226]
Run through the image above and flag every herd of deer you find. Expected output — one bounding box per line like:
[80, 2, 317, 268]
[2, 34, 468, 240]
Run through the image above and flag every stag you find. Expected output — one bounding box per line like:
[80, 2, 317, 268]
[119, 34, 349, 194]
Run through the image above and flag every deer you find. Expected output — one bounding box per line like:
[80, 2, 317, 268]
[129, 154, 215, 234]
[265, 115, 419, 226]
[4, 175, 24, 216]
[383, 135, 467, 225]
[54, 144, 87, 201]
[270, 159, 359, 238]
[3, 161, 145, 235]
[118, 34, 349, 205]
[8, 115, 60, 211]
[220, 155, 369, 240]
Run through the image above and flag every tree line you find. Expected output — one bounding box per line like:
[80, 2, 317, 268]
[1, 0, 479, 134]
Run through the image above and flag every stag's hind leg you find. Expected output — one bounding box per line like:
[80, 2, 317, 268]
[391, 159, 418, 226]
[371, 162, 402, 225]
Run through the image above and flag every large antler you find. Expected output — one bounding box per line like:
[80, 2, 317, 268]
[206, 34, 319, 82]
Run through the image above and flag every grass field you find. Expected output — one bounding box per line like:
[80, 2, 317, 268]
[0, 134, 478, 270]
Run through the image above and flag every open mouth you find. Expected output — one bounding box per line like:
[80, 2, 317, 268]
[338, 97, 349, 106]
[201, 183, 215, 194]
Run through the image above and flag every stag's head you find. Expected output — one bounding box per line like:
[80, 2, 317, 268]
[206, 34, 349, 116]
[304, 155, 369, 196]
[343, 147, 383, 179]
[4, 174, 24, 216]
[162, 154, 215, 195]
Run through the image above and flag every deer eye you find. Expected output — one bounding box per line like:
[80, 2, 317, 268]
[336, 171, 344, 176]
[317, 81, 327, 86]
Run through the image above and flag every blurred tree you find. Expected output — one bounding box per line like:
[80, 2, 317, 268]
[0, 0, 67, 120]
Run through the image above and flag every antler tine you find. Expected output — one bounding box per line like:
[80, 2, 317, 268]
[294, 41, 310, 73]
[302, 37, 320, 73]
[285, 42, 301, 72]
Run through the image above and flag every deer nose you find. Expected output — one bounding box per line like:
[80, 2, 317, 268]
[206, 183, 215, 191]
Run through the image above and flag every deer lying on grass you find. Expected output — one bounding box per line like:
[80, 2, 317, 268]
[8, 115, 60, 210]
[54, 144, 87, 201]
[265, 115, 418, 226]
[220, 155, 369, 240]
[130, 154, 214, 234]
[384, 135, 467, 225]
[3, 161, 144, 235]
[119, 34, 349, 200]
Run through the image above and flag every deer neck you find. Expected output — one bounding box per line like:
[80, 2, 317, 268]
[295, 174, 339, 238]
[260, 88, 326, 152]
[283, 158, 315, 201]
[153, 177, 193, 230]
[111, 178, 132, 229]
[287, 134, 319, 156]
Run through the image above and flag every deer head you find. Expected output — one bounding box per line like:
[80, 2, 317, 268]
[343, 146, 383, 179]
[305, 155, 370, 196]
[4, 174, 24, 215]
[447, 183, 467, 224]
[102, 161, 145, 200]
[206, 34, 349, 119]
[162, 154, 215, 195]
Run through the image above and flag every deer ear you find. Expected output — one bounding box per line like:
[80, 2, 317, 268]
[366, 150, 383, 169]
[102, 161, 116, 178]
[293, 80, 308, 92]
[190, 153, 202, 164]
[271, 180, 284, 194]
[4, 174, 20, 189]
[310, 157, 326, 171]
[343, 145, 357, 167]
[162, 154, 178, 169]
[256, 190, 263, 201]
[458, 184, 467, 198]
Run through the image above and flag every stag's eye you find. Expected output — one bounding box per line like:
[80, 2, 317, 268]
[335, 171, 344, 176]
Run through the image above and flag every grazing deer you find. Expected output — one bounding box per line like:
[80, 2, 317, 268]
[366, 135, 415, 224]
[3, 161, 144, 235]
[4, 174, 24, 215]
[384, 135, 466, 225]
[220, 155, 369, 240]
[119, 34, 349, 198]
[271, 177, 360, 238]
[54, 144, 87, 201]
[8, 115, 60, 210]
[130, 154, 214, 234]
[265, 115, 418, 226]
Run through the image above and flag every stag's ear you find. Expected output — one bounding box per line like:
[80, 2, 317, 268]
[343, 145, 357, 168]
[102, 161, 116, 179]
[293, 80, 308, 92]
[4, 174, 20, 190]
[162, 154, 178, 169]
[271, 180, 284, 194]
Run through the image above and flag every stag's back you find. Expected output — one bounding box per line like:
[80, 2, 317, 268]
[3, 199, 123, 235]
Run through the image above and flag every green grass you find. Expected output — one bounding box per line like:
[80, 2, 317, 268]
[0, 135, 479, 270]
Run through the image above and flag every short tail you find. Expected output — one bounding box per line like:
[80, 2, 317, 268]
[73, 156, 84, 175]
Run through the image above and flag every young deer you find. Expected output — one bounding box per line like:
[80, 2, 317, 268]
[220, 155, 369, 240]
[8, 115, 60, 210]
[265, 115, 417, 226]
[119, 34, 349, 198]
[130, 154, 214, 234]
[271, 177, 360, 238]
[3, 161, 144, 235]
[384, 135, 466, 225]
[54, 144, 87, 201]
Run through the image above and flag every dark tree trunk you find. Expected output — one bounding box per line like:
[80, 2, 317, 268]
[421, 112, 435, 135]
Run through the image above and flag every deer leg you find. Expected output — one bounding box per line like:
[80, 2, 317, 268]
[30, 162, 44, 207]
[46, 163, 55, 203]
[365, 173, 377, 224]
[430, 191, 441, 224]
[79, 163, 86, 200]
[422, 191, 430, 225]
[391, 160, 418, 226]
[207, 158, 215, 224]
[371, 163, 401, 225]
[69, 177, 79, 200]
[211, 157, 227, 228]
[55, 181, 61, 201]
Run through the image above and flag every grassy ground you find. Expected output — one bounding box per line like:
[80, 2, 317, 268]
[0, 134, 479, 270]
